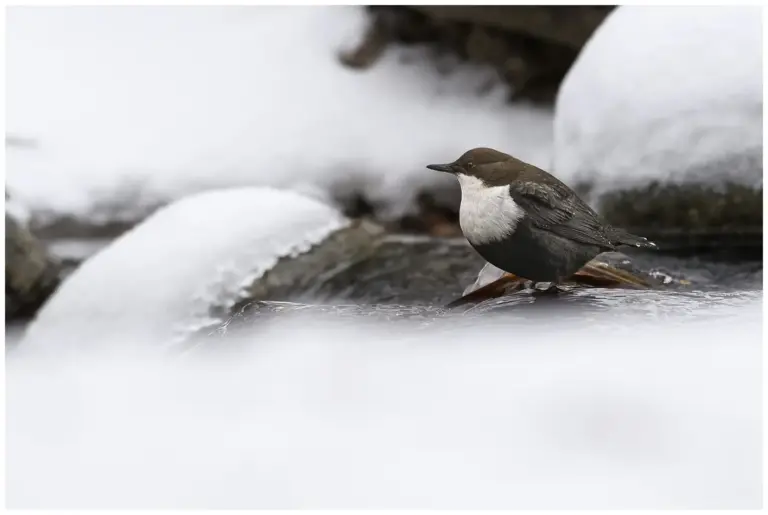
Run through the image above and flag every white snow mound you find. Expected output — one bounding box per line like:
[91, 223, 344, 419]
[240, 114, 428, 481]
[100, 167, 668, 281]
[22, 187, 349, 349]
[554, 6, 762, 197]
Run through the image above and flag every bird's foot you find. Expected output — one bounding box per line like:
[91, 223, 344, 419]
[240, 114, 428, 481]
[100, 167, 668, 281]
[531, 281, 568, 295]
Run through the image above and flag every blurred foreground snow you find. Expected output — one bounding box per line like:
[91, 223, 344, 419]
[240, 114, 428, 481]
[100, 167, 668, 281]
[6, 6, 552, 224]
[7, 301, 761, 509]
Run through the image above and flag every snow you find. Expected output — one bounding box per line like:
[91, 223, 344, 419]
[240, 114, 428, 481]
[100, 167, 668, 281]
[7, 300, 761, 509]
[21, 187, 349, 349]
[6, 6, 553, 226]
[5, 191, 32, 225]
[6, 7, 762, 509]
[554, 6, 762, 199]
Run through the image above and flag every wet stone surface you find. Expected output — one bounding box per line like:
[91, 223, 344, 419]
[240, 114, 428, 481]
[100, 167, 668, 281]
[210, 233, 762, 339]
[304, 235, 485, 306]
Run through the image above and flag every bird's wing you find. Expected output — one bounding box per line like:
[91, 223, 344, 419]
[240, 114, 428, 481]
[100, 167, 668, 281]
[508, 181, 614, 248]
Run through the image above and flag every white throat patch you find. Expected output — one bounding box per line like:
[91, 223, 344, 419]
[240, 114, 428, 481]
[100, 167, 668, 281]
[457, 174, 525, 245]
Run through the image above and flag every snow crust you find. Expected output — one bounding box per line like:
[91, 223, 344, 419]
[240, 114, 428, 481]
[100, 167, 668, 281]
[21, 187, 348, 348]
[6, 6, 553, 225]
[7, 300, 762, 509]
[555, 6, 762, 197]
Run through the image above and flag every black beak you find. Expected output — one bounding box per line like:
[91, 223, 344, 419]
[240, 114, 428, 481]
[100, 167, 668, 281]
[426, 163, 454, 173]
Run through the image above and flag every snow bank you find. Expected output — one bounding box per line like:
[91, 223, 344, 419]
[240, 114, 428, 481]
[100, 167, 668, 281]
[7, 301, 761, 509]
[21, 187, 348, 349]
[554, 6, 762, 197]
[6, 6, 553, 225]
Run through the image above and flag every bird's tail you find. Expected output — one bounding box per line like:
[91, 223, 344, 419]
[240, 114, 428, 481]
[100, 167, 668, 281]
[607, 227, 658, 250]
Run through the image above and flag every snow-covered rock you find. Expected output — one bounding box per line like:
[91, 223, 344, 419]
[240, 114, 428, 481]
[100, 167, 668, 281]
[554, 7, 762, 237]
[556, 6, 761, 193]
[21, 187, 355, 349]
[6, 6, 553, 231]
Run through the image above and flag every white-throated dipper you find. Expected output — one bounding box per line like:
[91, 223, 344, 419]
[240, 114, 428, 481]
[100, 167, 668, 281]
[427, 147, 657, 284]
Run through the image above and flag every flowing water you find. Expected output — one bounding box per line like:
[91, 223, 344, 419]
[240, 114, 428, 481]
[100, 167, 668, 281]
[216, 235, 762, 339]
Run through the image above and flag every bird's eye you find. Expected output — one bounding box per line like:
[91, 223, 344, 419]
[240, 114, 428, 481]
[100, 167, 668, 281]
[466, 162, 474, 169]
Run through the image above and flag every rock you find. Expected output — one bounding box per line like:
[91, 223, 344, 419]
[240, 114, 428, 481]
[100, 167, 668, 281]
[226, 219, 385, 310]
[446, 251, 691, 310]
[341, 6, 614, 103]
[217, 235, 486, 336]
[554, 6, 762, 252]
[597, 180, 762, 257]
[215, 240, 699, 337]
[5, 212, 61, 320]
[294, 234, 484, 305]
[221, 233, 485, 335]
[20, 187, 362, 349]
[411, 6, 613, 49]
[214, 239, 757, 338]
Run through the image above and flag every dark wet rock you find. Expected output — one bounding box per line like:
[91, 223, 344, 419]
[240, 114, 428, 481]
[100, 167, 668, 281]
[305, 235, 484, 306]
[32, 215, 145, 240]
[5, 213, 62, 321]
[216, 233, 482, 336]
[209, 233, 716, 338]
[411, 6, 614, 50]
[209, 249, 761, 339]
[224, 230, 484, 325]
[209, 219, 386, 325]
[241, 220, 384, 299]
[341, 6, 614, 103]
[594, 179, 762, 257]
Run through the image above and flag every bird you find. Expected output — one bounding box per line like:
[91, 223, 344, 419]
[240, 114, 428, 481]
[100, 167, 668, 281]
[427, 147, 657, 285]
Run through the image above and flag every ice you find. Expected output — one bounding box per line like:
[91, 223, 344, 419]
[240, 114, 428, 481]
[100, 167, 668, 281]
[463, 261, 506, 295]
[554, 6, 762, 197]
[6, 6, 553, 225]
[21, 187, 348, 349]
[6, 301, 761, 509]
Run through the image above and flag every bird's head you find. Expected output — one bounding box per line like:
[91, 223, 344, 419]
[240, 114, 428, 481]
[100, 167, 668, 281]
[426, 147, 513, 183]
